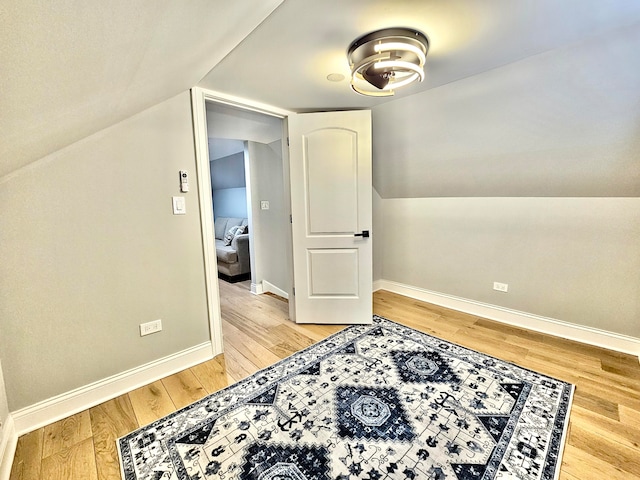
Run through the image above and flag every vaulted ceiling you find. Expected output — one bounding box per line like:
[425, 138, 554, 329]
[2, 0, 639, 196]
[199, 0, 640, 113]
[0, 0, 283, 178]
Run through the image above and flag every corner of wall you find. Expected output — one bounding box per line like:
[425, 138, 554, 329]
[372, 187, 385, 282]
[0, 414, 17, 480]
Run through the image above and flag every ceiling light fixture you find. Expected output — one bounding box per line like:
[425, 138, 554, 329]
[347, 28, 429, 97]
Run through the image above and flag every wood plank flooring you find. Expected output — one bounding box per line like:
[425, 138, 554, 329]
[9, 281, 640, 479]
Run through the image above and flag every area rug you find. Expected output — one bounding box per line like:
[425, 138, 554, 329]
[118, 316, 574, 480]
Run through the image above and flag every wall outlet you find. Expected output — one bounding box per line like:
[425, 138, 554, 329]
[140, 319, 162, 336]
[493, 282, 509, 293]
[261, 200, 270, 210]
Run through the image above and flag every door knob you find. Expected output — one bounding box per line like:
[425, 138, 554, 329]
[354, 230, 370, 238]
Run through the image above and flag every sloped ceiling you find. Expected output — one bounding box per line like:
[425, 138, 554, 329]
[372, 23, 640, 197]
[198, 0, 640, 197]
[198, 0, 640, 112]
[0, 0, 283, 178]
[2, 0, 639, 197]
[206, 103, 283, 147]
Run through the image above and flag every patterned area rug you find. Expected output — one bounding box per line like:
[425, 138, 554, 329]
[118, 316, 574, 480]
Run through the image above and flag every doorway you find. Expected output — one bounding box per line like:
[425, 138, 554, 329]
[206, 103, 289, 298]
[192, 88, 373, 353]
[192, 90, 294, 354]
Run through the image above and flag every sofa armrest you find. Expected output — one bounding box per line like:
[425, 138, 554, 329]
[231, 233, 250, 273]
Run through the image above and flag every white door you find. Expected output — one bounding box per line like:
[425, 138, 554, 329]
[288, 110, 372, 324]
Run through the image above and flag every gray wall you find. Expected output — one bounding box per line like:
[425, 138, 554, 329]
[372, 25, 640, 199]
[246, 140, 290, 294]
[210, 152, 247, 219]
[210, 152, 246, 190]
[379, 197, 640, 338]
[212, 188, 247, 219]
[370, 26, 640, 341]
[372, 188, 384, 282]
[0, 92, 210, 410]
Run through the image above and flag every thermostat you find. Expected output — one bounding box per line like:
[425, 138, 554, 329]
[179, 170, 189, 192]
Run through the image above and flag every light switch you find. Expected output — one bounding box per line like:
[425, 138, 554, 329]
[172, 196, 186, 215]
[261, 200, 270, 210]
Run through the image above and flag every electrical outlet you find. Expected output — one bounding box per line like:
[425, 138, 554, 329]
[493, 282, 509, 293]
[140, 319, 162, 336]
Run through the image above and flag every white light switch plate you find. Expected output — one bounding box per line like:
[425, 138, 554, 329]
[172, 196, 186, 215]
[261, 200, 270, 210]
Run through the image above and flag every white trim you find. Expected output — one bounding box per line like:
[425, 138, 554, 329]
[11, 342, 214, 436]
[251, 282, 265, 295]
[262, 280, 289, 300]
[192, 88, 292, 119]
[376, 279, 640, 357]
[190, 87, 293, 355]
[191, 88, 224, 356]
[0, 414, 17, 480]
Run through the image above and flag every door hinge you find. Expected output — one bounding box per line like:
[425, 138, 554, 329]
[290, 214, 293, 224]
[293, 287, 296, 296]
[287, 137, 290, 146]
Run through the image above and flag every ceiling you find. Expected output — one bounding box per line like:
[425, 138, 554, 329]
[206, 102, 283, 157]
[198, 0, 640, 112]
[372, 22, 640, 197]
[208, 139, 245, 161]
[0, 0, 283, 179]
[2, 0, 640, 196]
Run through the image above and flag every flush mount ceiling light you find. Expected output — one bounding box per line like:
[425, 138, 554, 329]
[347, 27, 429, 97]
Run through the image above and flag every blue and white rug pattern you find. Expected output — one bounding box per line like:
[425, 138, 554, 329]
[118, 316, 574, 480]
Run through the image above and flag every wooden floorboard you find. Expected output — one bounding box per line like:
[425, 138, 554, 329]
[161, 370, 208, 410]
[8, 281, 640, 479]
[127, 380, 176, 427]
[89, 395, 138, 480]
[42, 411, 92, 459]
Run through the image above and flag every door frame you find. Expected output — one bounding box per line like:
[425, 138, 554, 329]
[190, 87, 293, 355]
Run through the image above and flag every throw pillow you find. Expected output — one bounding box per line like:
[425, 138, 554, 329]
[224, 225, 243, 246]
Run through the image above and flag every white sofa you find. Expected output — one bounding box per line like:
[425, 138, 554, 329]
[214, 217, 250, 281]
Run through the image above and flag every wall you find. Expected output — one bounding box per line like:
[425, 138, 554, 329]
[372, 188, 384, 282]
[0, 91, 210, 411]
[246, 140, 290, 294]
[379, 197, 640, 338]
[370, 25, 640, 343]
[212, 188, 247, 219]
[210, 152, 247, 219]
[372, 25, 640, 199]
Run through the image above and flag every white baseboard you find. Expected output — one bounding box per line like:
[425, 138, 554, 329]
[375, 279, 640, 357]
[11, 342, 214, 436]
[0, 414, 17, 480]
[372, 279, 384, 293]
[262, 280, 289, 300]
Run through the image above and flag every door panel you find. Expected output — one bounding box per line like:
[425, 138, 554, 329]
[308, 249, 359, 296]
[305, 129, 358, 234]
[288, 110, 372, 324]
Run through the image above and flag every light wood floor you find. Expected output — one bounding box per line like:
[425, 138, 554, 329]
[9, 281, 640, 479]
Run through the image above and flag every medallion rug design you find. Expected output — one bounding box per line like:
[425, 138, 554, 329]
[118, 316, 574, 480]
